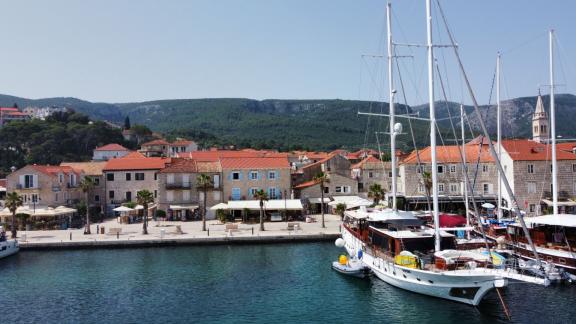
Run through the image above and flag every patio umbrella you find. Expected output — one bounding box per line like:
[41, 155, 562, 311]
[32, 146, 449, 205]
[113, 206, 134, 212]
[210, 203, 229, 210]
[481, 203, 495, 209]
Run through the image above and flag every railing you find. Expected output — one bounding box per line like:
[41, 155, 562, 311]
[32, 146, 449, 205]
[166, 182, 192, 189]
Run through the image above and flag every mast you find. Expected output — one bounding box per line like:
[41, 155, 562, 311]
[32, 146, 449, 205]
[426, 0, 441, 252]
[550, 29, 558, 216]
[496, 53, 503, 220]
[387, 2, 398, 211]
[461, 104, 470, 239]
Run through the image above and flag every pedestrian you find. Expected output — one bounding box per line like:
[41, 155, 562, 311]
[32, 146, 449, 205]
[96, 224, 99, 234]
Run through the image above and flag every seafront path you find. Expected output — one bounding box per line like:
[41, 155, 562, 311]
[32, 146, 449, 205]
[18, 214, 342, 249]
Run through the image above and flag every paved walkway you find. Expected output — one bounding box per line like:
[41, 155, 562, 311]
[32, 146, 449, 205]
[18, 214, 342, 249]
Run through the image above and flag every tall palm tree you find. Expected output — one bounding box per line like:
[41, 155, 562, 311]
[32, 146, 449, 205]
[196, 174, 213, 231]
[137, 189, 154, 235]
[80, 176, 95, 234]
[253, 189, 269, 231]
[313, 172, 330, 228]
[5, 192, 23, 239]
[368, 183, 386, 206]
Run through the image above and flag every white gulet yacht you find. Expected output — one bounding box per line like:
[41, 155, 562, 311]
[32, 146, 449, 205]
[340, 0, 548, 306]
[0, 226, 19, 259]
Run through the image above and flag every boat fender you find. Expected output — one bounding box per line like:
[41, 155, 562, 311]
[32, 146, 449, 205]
[357, 250, 363, 259]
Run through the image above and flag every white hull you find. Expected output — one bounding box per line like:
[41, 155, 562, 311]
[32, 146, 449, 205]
[0, 240, 19, 259]
[341, 229, 505, 306]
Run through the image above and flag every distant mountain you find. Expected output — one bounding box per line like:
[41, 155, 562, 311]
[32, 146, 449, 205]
[1, 93, 574, 151]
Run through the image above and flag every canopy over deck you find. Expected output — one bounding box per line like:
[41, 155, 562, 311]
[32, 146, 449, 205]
[226, 199, 303, 211]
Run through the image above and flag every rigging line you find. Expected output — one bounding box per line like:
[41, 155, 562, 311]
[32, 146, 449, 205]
[435, 0, 542, 266]
[394, 45, 432, 211]
[500, 31, 547, 55]
[554, 36, 571, 93]
[375, 132, 390, 189]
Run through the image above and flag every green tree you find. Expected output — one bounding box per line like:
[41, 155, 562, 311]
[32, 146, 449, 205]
[137, 190, 154, 235]
[5, 192, 23, 239]
[253, 189, 269, 231]
[196, 174, 213, 231]
[124, 116, 131, 130]
[313, 172, 330, 228]
[80, 176, 95, 234]
[335, 203, 347, 221]
[368, 183, 386, 206]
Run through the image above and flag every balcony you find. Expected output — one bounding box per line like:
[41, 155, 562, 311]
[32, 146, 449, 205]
[166, 182, 192, 190]
[52, 185, 61, 192]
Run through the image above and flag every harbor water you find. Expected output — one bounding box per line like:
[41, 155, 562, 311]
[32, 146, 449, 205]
[1, 242, 575, 323]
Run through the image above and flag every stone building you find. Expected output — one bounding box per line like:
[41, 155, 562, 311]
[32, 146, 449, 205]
[351, 156, 391, 193]
[60, 161, 107, 212]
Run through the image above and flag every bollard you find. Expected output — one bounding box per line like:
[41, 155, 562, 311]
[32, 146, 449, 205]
[160, 229, 165, 240]
[339, 225, 341, 232]
[117, 232, 119, 239]
[252, 227, 254, 235]
[70, 232, 72, 241]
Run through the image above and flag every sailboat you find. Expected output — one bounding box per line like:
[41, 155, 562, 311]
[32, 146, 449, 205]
[505, 30, 576, 278]
[341, 0, 548, 306]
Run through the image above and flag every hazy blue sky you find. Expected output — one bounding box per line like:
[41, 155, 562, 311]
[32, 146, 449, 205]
[0, 0, 574, 104]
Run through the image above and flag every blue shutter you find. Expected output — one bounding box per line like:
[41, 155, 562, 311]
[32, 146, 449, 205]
[275, 170, 279, 180]
[227, 172, 232, 181]
[248, 188, 252, 197]
[238, 171, 243, 181]
[257, 171, 261, 180]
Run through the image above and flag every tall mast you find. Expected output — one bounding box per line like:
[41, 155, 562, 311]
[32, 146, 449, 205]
[461, 104, 470, 239]
[387, 2, 398, 211]
[496, 53, 502, 220]
[426, 0, 440, 252]
[550, 29, 558, 216]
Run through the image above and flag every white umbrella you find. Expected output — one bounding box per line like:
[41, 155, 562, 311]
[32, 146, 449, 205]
[113, 206, 134, 212]
[481, 203, 495, 209]
[134, 205, 144, 210]
[210, 203, 229, 210]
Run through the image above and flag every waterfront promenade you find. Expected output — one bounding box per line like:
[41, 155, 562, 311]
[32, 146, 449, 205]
[17, 214, 342, 249]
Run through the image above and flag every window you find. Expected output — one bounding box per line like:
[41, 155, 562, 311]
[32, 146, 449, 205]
[24, 174, 35, 188]
[250, 171, 258, 180]
[528, 182, 537, 194]
[126, 173, 131, 181]
[154, 173, 158, 181]
[232, 172, 240, 180]
[55, 193, 59, 202]
[94, 177, 100, 186]
[167, 191, 174, 202]
[268, 171, 276, 180]
[250, 187, 259, 197]
[437, 165, 444, 174]
[135, 173, 145, 181]
[449, 165, 456, 173]
[529, 204, 536, 213]
[528, 164, 534, 174]
[213, 175, 220, 188]
[59, 174, 64, 183]
[418, 184, 425, 193]
[183, 190, 190, 201]
[107, 173, 114, 181]
[109, 190, 115, 199]
[438, 183, 445, 193]
[213, 191, 221, 201]
[450, 183, 458, 193]
[269, 188, 278, 198]
[483, 183, 490, 194]
[482, 165, 488, 173]
[154, 190, 157, 198]
[324, 187, 329, 194]
[388, 171, 393, 178]
[94, 195, 100, 202]
[368, 172, 374, 178]
[167, 174, 175, 184]
[126, 192, 132, 201]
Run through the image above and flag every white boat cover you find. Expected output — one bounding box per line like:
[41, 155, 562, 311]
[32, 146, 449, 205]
[523, 214, 576, 228]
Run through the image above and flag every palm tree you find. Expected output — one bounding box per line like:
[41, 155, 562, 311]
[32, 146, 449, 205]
[422, 171, 433, 195]
[137, 189, 154, 235]
[253, 189, 269, 231]
[5, 192, 23, 239]
[313, 172, 330, 228]
[196, 174, 213, 231]
[335, 203, 347, 221]
[368, 183, 386, 206]
[80, 176, 95, 234]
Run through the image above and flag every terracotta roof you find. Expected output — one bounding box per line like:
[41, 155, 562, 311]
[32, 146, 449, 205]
[0, 179, 6, 188]
[220, 157, 290, 169]
[171, 140, 195, 146]
[351, 156, 383, 169]
[188, 150, 288, 162]
[4, 111, 28, 116]
[293, 179, 321, 189]
[346, 149, 379, 159]
[501, 139, 576, 161]
[556, 142, 576, 153]
[289, 151, 329, 160]
[160, 159, 222, 173]
[30, 165, 82, 176]
[401, 145, 494, 164]
[0, 107, 18, 112]
[60, 162, 107, 176]
[104, 155, 171, 171]
[94, 143, 129, 151]
[197, 161, 222, 173]
[142, 139, 170, 146]
[301, 153, 337, 169]
[466, 136, 494, 146]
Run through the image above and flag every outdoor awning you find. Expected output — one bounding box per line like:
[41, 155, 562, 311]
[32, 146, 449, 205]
[169, 205, 199, 211]
[227, 199, 303, 211]
[328, 196, 372, 209]
[523, 214, 576, 228]
[210, 203, 229, 210]
[0, 206, 76, 218]
[308, 198, 331, 204]
[113, 206, 134, 212]
[541, 199, 576, 207]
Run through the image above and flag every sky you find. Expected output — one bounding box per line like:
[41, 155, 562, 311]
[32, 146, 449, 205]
[0, 0, 574, 105]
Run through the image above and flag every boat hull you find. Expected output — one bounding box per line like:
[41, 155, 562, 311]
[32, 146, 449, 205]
[331, 261, 370, 278]
[0, 240, 19, 259]
[509, 242, 576, 275]
[341, 228, 504, 306]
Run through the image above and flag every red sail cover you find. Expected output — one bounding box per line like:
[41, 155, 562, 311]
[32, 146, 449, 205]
[439, 214, 467, 227]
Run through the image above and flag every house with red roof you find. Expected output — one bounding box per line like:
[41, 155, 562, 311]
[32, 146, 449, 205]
[351, 156, 391, 193]
[92, 143, 131, 161]
[221, 157, 291, 201]
[103, 154, 171, 214]
[0, 107, 30, 126]
[139, 138, 198, 157]
[157, 158, 223, 220]
[6, 164, 84, 208]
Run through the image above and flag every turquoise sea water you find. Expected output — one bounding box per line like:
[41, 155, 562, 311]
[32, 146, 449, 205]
[1, 243, 575, 324]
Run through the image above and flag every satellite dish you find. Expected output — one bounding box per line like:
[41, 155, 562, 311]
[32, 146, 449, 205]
[393, 122, 403, 134]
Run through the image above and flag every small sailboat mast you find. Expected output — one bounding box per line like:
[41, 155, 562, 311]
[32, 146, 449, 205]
[387, 2, 398, 211]
[549, 29, 558, 216]
[496, 53, 503, 220]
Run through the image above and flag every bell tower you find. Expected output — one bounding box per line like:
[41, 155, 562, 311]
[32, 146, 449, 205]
[532, 92, 549, 143]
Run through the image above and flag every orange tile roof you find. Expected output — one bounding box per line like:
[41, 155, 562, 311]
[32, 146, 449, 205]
[31, 165, 81, 176]
[171, 140, 195, 146]
[501, 139, 576, 161]
[104, 154, 171, 171]
[220, 157, 290, 169]
[294, 179, 321, 189]
[301, 152, 337, 170]
[351, 156, 383, 169]
[60, 162, 107, 176]
[466, 136, 494, 146]
[556, 142, 576, 152]
[401, 144, 494, 164]
[160, 158, 221, 173]
[187, 150, 288, 162]
[0, 179, 6, 188]
[142, 139, 169, 146]
[94, 143, 129, 151]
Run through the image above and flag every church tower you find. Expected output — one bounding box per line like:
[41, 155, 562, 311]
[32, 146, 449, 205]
[532, 93, 549, 143]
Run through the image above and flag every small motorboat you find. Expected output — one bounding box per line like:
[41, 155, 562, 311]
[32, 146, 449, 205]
[0, 226, 19, 260]
[332, 255, 371, 278]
